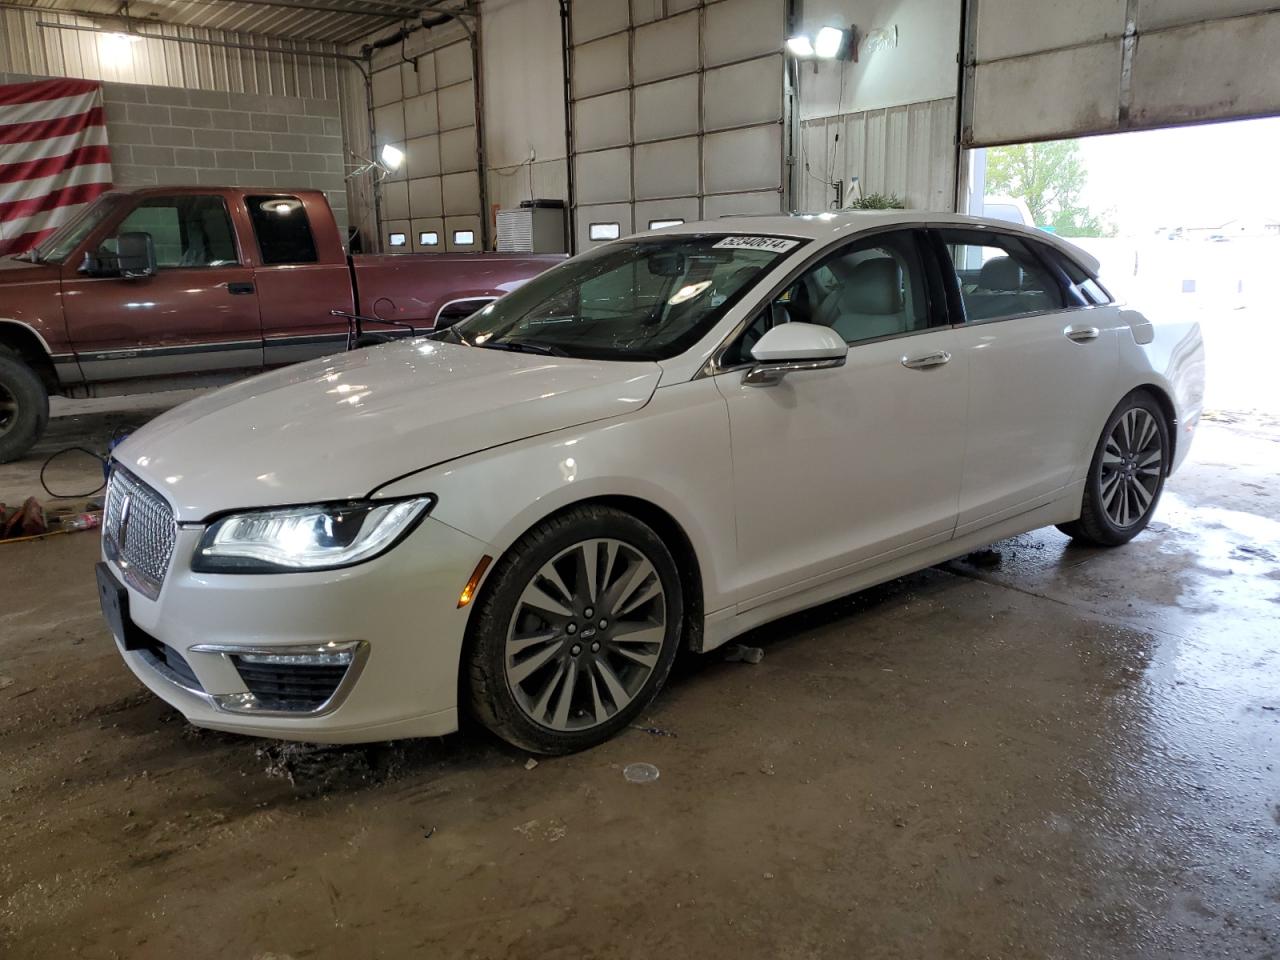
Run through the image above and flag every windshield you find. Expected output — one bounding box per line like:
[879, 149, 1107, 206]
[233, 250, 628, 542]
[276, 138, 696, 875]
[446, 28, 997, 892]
[450, 234, 804, 361]
[23, 195, 122, 264]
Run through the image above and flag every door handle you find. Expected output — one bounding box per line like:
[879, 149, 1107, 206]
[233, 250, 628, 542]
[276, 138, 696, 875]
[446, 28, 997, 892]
[227, 281, 255, 295]
[901, 351, 951, 370]
[1064, 325, 1100, 342]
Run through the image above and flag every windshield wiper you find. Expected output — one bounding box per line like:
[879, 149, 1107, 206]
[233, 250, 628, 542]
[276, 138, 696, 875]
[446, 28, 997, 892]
[480, 339, 570, 357]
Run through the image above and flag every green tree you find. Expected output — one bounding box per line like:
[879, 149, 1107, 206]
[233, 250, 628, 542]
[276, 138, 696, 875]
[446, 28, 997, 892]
[986, 140, 1114, 237]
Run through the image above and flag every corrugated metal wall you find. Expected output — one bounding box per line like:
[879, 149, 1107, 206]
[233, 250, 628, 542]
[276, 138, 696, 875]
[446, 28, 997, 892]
[798, 97, 956, 212]
[0, 7, 345, 98]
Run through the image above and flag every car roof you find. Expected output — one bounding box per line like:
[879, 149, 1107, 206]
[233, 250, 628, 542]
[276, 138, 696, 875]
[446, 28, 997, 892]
[633, 210, 1100, 273]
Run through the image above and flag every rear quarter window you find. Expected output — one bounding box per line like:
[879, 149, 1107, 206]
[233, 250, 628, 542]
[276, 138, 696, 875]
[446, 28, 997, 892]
[247, 195, 319, 265]
[1044, 245, 1113, 306]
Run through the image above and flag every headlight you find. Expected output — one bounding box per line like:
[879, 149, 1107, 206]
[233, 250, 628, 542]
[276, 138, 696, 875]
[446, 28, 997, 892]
[192, 496, 434, 573]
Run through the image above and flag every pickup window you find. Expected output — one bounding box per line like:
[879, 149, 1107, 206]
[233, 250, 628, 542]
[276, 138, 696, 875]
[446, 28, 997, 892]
[247, 195, 318, 265]
[111, 195, 238, 268]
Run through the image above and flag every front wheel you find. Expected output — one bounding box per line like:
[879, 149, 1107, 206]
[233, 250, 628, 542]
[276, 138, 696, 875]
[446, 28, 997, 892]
[1057, 390, 1169, 546]
[466, 505, 683, 755]
[0, 353, 49, 464]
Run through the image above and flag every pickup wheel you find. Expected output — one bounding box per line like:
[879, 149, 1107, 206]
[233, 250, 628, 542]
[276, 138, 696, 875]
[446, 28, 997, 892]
[0, 352, 50, 464]
[466, 505, 683, 755]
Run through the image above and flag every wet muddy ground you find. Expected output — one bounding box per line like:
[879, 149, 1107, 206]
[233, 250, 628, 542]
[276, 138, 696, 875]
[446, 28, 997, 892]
[1, 409, 1277, 959]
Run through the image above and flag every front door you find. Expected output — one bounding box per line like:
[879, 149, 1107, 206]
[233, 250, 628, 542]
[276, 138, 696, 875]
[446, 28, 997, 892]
[933, 227, 1120, 534]
[61, 194, 262, 381]
[715, 228, 967, 607]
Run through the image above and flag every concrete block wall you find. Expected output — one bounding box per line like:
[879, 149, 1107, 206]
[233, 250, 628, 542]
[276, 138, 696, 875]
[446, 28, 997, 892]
[0, 72, 348, 237]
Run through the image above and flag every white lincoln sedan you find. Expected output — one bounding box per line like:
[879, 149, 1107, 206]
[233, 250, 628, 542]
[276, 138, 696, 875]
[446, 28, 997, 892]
[97, 212, 1205, 754]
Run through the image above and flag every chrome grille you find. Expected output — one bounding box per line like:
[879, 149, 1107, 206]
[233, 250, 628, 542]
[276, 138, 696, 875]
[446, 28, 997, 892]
[103, 467, 177, 600]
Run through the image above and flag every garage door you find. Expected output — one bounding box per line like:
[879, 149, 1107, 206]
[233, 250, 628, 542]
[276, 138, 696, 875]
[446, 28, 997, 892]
[963, 0, 1280, 146]
[371, 39, 483, 252]
[569, 0, 787, 249]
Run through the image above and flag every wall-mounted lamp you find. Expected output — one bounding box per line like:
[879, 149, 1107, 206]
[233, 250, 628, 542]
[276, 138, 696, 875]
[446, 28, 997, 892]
[346, 142, 406, 182]
[379, 143, 405, 170]
[785, 24, 855, 60]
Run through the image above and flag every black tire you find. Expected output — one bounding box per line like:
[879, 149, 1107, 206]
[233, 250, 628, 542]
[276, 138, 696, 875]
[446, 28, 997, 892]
[466, 505, 684, 755]
[1057, 389, 1169, 547]
[0, 352, 49, 464]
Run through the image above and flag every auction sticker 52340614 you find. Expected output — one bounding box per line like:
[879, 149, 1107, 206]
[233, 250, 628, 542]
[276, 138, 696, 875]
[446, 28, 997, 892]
[712, 236, 801, 253]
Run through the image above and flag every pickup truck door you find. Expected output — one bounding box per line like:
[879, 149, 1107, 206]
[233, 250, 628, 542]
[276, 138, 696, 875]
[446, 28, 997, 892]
[245, 193, 355, 366]
[61, 194, 263, 382]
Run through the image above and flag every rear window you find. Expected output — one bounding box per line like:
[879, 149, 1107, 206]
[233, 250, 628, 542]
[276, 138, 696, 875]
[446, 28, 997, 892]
[246, 195, 318, 265]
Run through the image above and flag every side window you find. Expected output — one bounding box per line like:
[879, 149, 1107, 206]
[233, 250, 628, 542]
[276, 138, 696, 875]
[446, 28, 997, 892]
[1046, 246, 1113, 306]
[110, 196, 237, 268]
[937, 229, 1065, 322]
[247, 195, 319, 265]
[727, 230, 931, 364]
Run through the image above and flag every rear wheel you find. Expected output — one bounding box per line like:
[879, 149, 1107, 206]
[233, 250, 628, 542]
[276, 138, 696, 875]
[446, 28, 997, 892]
[0, 353, 49, 464]
[1057, 390, 1169, 546]
[467, 505, 683, 755]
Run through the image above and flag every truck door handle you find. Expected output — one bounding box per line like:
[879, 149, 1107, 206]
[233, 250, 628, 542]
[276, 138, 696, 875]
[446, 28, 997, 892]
[901, 351, 951, 370]
[227, 281, 255, 295]
[1064, 324, 1099, 342]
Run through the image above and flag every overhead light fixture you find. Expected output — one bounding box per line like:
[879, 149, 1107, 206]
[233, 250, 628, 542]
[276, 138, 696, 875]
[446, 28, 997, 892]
[380, 143, 405, 171]
[99, 30, 142, 66]
[785, 35, 814, 57]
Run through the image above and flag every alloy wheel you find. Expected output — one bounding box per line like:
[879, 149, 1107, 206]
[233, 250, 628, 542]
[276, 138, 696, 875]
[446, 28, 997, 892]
[504, 537, 667, 732]
[1100, 407, 1163, 528]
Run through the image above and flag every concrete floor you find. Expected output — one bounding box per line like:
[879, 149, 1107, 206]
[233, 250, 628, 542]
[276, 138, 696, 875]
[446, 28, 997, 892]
[0, 400, 1277, 959]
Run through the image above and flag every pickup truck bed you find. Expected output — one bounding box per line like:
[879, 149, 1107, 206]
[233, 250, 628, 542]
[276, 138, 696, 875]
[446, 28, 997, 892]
[0, 186, 563, 461]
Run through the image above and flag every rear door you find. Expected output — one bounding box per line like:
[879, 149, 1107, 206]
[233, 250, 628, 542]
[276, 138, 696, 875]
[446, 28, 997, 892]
[248, 194, 355, 366]
[61, 194, 262, 381]
[932, 227, 1120, 534]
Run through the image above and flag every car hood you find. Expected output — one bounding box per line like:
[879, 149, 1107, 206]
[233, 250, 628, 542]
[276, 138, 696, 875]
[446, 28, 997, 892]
[115, 339, 661, 521]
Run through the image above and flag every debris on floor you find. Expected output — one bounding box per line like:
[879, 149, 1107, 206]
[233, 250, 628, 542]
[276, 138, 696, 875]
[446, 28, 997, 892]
[631, 724, 677, 738]
[723, 643, 765, 664]
[0, 497, 103, 543]
[524, 758, 539, 770]
[623, 762, 660, 784]
[0, 497, 47, 540]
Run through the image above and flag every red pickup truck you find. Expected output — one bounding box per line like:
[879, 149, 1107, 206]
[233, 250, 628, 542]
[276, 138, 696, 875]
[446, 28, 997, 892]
[0, 186, 562, 462]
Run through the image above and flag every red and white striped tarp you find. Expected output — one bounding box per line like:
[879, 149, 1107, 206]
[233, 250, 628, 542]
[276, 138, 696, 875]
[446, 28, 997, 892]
[0, 78, 113, 256]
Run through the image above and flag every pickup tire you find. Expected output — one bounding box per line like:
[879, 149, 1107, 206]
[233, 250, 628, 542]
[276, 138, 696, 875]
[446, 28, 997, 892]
[0, 352, 49, 463]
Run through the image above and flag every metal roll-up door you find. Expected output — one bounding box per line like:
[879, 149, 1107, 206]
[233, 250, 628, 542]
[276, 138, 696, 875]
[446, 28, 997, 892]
[569, 0, 787, 250]
[371, 38, 482, 252]
[964, 0, 1280, 147]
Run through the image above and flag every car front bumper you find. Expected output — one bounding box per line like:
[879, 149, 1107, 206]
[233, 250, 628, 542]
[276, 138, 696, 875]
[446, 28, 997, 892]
[103, 515, 490, 743]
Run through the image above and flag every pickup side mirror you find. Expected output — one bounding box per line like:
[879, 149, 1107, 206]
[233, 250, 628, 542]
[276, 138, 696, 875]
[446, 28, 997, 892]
[81, 231, 157, 279]
[743, 321, 848, 386]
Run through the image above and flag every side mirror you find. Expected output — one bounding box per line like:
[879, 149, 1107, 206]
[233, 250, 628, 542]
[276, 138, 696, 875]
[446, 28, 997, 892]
[81, 231, 156, 279]
[743, 322, 848, 386]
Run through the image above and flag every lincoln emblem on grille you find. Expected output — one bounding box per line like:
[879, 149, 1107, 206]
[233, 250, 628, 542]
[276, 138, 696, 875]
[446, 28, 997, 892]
[118, 494, 132, 551]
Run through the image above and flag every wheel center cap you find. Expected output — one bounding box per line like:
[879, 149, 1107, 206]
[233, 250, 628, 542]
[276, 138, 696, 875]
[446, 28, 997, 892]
[580, 626, 598, 640]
